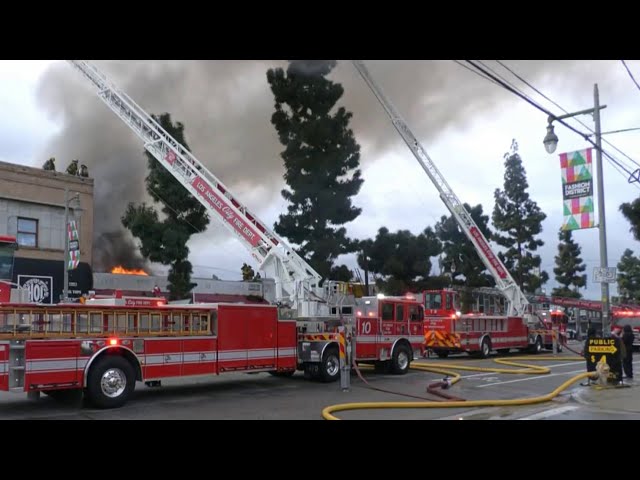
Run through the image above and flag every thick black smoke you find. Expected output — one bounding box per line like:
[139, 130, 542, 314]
[35, 60, 617, 271]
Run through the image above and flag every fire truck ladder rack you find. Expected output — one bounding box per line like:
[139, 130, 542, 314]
[0, 307, 212, 339]
[67, 60, 329, 317]
[351, 60, 530, 318]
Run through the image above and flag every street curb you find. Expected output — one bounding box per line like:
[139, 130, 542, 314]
[570, 384, 640, 414]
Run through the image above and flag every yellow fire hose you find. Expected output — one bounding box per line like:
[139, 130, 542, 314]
[322, 355, 593, 420]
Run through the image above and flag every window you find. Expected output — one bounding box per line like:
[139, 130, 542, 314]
[409, 305, 423, 322]
[381, 303, 394, 320]
[17, 218, 38, 247]
[395, 304, 404, 322]
[425, 293, 442, 310]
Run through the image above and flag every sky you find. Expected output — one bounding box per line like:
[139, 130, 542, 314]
[1, 59, 639, 301]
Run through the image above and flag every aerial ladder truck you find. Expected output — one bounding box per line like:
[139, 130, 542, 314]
[63, 60, 424, 383]
[351, 61, 554, 357]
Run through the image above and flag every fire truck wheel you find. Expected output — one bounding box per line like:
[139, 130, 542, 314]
[391, 344, 411, 375]
[480, 338, 491, 358]
[86, 355, 136, 409]
[532, 336, 543, 354]
[436, 351, 449, 359]
[319, 347, 340, 383]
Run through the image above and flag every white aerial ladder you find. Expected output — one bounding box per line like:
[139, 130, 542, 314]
[67, 60, 349, 319]
[352, 60, 532, 318]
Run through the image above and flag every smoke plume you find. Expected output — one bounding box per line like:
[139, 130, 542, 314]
[35, 60, 617, 271]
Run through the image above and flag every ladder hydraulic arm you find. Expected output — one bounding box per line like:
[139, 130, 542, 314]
[67, 60, 325, 315]
[352, 60, 530, 317]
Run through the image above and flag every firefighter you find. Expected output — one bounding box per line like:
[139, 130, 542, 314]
[622, 325, 634, 379]
[153, 285, 161, 297]
[66, 159, 79, 176]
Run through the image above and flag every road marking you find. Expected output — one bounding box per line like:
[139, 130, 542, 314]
[477, 360, 640, 388]
[459, 361, 583, 379]
[477, 368, 586, 387]
[438, 407, 498, 420]
[518, 405, 579, 420]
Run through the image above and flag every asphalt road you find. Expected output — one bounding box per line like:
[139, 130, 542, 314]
[1, 345, 638, 420]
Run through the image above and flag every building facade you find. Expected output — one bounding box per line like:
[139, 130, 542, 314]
[0, 161, 94, 303]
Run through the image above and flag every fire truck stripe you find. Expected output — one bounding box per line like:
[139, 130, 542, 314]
[278, 348, 296, 356]
[352, 335, 425, 344]
[248, 349, 276, 359]
[27, 359, 89, 372]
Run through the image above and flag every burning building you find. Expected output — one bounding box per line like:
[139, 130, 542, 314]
[93, 266, 275, 304]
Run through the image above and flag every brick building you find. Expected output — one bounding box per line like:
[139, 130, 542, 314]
[0, 161, 94, 303]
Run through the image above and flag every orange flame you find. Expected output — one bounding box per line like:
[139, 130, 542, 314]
[111, 266, 149, 276]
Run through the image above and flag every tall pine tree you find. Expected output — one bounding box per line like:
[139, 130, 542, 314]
[267, 60, 363, 283]
[617, 249, 640, 303]
[620, 198, 640, 241]
[122, 113, 209, 300]
[435, 203, 494, 287]
[492, 140, 548, 294]
[551, 229, 587, 298]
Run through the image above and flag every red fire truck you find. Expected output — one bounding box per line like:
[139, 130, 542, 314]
[0, 293, 423, 408]
[421, 288, 565, 358]
[0, 61, 425, 408]
[532, 294, 639, 348]
[353, 62, 568, 358]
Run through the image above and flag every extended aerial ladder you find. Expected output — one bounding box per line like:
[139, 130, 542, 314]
[352, 60, 531, 318]
[67, 60, 346, 318]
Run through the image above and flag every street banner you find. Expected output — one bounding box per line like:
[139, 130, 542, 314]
[67, 220, 80, 270]
[559, 148, 595, 230]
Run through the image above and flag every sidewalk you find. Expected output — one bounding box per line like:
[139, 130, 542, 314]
[571, 379, 640, 413]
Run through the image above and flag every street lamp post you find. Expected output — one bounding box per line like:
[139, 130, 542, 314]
[62, 187, 80, 303]
[542, 83, 611, 335]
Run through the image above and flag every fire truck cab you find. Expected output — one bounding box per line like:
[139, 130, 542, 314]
[352, 295, 424, 374]
[421, 288, 564, 358]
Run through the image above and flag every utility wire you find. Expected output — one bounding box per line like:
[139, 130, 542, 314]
[464, 60, 640, 185]
[621, 60, 640, 93]
[453, 60, 500, 87]
[497, 60, 640, 172]
[492, 60, 640, 190]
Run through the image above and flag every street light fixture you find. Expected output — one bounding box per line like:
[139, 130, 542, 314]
[543, 124, 559, 154]
[542, 84, 612, 335]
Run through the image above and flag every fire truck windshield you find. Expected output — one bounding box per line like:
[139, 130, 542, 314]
[425, 293, 442, 310]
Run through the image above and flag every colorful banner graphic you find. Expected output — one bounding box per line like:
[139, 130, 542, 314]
[559, 149, 594, 230]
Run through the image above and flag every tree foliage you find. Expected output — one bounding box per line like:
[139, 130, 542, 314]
[620, 198, 640, 242]
[551, 229, 587, 298]
[267, 60, 363, 283]
[492, 140, 548, 293]
[121, 113, 209, 300]
[617, 249, 640, 303]
[356, 227, 443, 295]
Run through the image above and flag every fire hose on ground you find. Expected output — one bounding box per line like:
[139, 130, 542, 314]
[323, 351, 592, 420]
